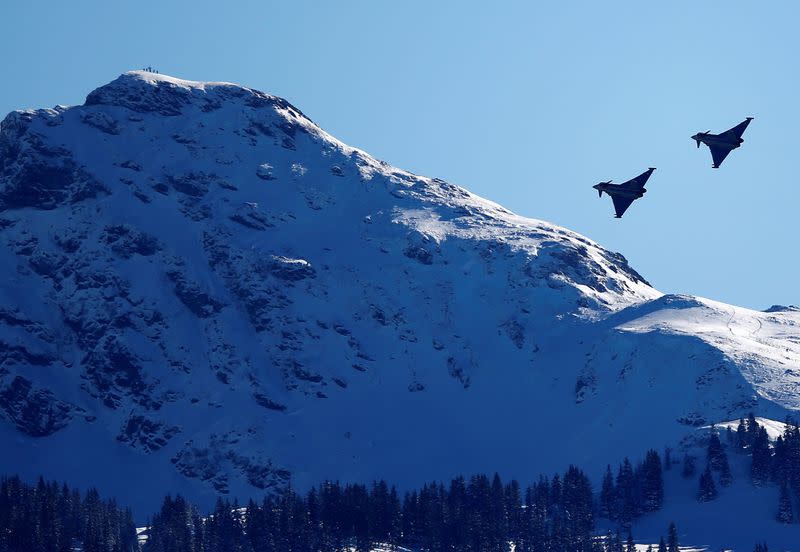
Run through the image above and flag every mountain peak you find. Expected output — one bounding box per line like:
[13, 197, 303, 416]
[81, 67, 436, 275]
[109, 70, 239, 91]
[764, 304, 800, 313]
[84, 70, 312, 122]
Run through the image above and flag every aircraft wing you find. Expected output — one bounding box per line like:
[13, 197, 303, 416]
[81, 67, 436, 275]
[611, 195, 636, 218]
[621, 167, 655, 189]
[724, 117, 753, 140]
[709, 144, 733, 168]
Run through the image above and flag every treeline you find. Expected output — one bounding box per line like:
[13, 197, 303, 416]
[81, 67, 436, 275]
[0, 454, 670, 552]
[0, 475, 137, 552]
[144, 460, 671, 552]
[8, 416, 798, 552]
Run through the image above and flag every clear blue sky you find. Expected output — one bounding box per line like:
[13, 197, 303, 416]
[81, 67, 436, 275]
[1, 1, 796, 309]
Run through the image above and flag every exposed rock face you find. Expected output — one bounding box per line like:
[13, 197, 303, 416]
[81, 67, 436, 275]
[0, 110, 107, 211]
[117, 413, 180, 452]
[0, 376, 79, 437]
[0, 71, 798, 514]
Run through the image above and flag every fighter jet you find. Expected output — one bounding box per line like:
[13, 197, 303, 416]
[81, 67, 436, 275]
[593, 167, 656, 218]
[692, 117, 753, 168]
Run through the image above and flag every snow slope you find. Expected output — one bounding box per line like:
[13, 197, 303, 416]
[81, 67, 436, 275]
[617, 295, 800, 409]
[626, 422, 800, 552]
[0, 72, 799, 535]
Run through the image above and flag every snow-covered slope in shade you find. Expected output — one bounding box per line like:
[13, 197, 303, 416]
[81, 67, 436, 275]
[0, 71, 798, 519]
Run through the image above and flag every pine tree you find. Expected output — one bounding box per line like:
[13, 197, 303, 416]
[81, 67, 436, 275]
[776, 481, 794, 524]
[697, 465, 718, 502]
[751, 425, 773, 485]
[667, 522, 679, 552]
[599, 465, 614, 519]
[604, 530, 615, 552]
[562, 466, 594, 551]
[746, 412, 759, 447]
[707, 428, 725, 471]
[736, 417, 748, 450]
[625, 530, 635, 552]
[666, 522, 679, 552]
[773, 420, 800, 489]
[641, 450, 664, 512]
[787, 423, 800, 492]
[615, 458, 636, 526]
[609, 531, 624, 552]
[489, 473, 508, 552]
[658, 536, 667, 552]
[504, 480, 522, 552]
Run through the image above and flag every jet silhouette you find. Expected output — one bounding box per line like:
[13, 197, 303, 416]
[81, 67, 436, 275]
[692, 117, 753, 168]
[593, 168, 656, 218]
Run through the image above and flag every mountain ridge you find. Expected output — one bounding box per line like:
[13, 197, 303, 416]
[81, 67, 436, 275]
[0, 71, 798, 515]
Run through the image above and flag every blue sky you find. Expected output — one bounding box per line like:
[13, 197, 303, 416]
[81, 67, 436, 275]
[1, 1, 796, 309]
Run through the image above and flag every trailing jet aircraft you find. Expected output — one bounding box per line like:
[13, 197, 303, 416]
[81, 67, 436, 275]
[692, 117, 753, 168]
[593, 168, 656, 218]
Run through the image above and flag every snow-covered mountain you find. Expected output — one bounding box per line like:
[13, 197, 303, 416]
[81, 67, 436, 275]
[1, 71, 799, 519]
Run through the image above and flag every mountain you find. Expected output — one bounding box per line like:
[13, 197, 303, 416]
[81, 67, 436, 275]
[1, 71, 799, 523]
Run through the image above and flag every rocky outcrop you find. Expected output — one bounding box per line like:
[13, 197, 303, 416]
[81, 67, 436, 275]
[117, 413, 180, 452]
[0, 376, 80, 436]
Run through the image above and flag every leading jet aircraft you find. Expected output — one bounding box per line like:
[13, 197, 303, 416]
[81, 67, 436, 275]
[593, 167, 656, 218]
[692, 117, 753, 168]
